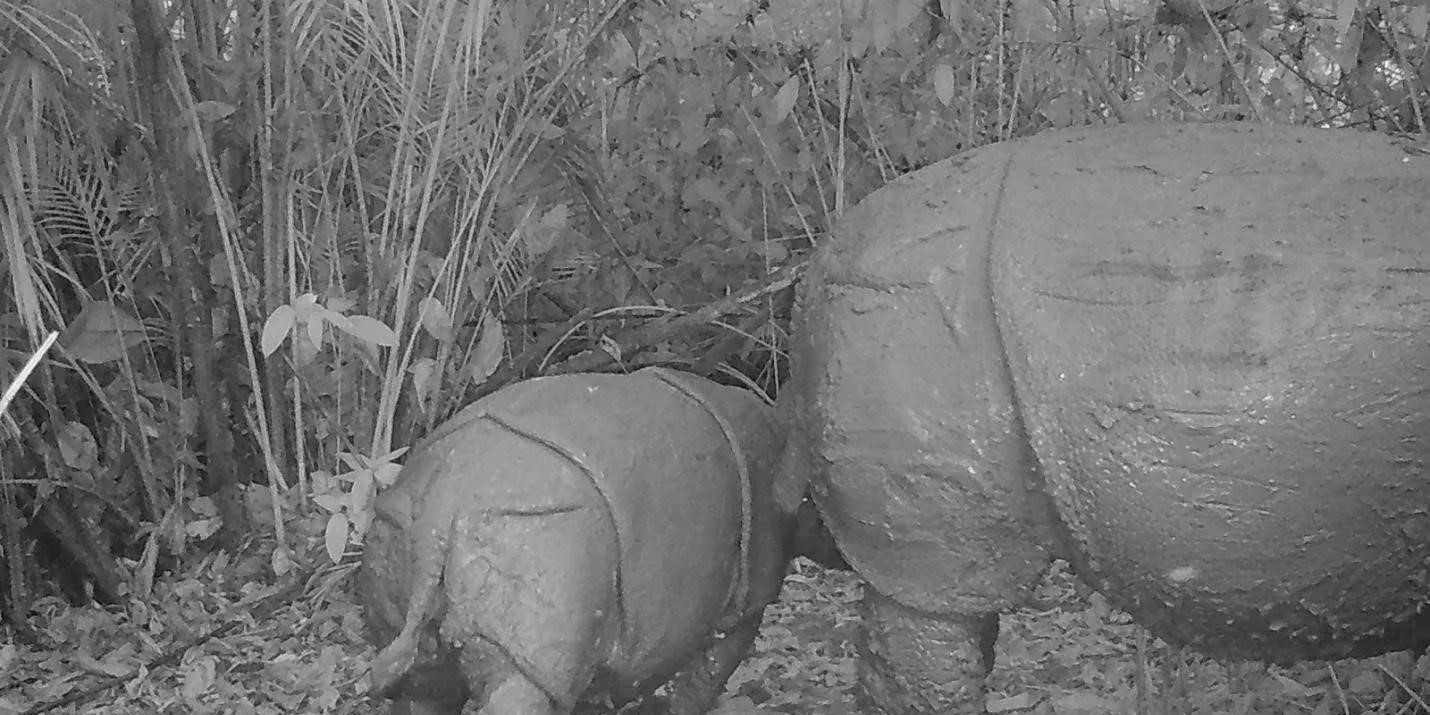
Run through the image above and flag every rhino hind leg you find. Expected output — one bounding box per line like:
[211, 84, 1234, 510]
[660, 609, 766, 715]
[437, 503, 620, 714]
[457, 640, 562, 715]
[381, 651, 467, 714]
[860, 590, 998, 714]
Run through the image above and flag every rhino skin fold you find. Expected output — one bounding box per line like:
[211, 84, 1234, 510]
[786, 122, 1430, 714]
[358, 367, 790, 715]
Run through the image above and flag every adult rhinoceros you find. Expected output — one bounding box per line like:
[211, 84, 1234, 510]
[785, 123, 1430, 713]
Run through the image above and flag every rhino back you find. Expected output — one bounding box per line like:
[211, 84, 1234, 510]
[797, 122, 1430, 660]
[442, 369, 780, 685]
[361, 407, 619, 708]
[990, 123, 1430, 660]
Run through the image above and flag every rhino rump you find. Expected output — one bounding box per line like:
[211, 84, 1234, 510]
[363, 367, 784, 711]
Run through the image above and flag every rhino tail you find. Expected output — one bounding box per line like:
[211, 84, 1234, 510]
[368, 513, 455, 695]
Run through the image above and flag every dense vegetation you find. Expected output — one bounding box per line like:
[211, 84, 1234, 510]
[0, 0, 1425, 712]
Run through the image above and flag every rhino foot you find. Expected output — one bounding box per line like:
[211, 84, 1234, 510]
[370, 558, 446, 696]
[860, 591, 998, 714]
[370, 626, 421, 697]
[468, 670, 559, 715]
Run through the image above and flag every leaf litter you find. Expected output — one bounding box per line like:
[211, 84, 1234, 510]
[2, 556, 1427, 714]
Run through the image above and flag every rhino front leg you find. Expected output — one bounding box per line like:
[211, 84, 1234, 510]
[861, 590, 998, 714]
[465, 660, 559, 715]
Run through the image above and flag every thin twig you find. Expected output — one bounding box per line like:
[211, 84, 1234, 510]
[0, 331, 59, 419]
[1193, 0, 1268, 122]
[474, 261, 806, 400]
[1379, 662, 1430, 712]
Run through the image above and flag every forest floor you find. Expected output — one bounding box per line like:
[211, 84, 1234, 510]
[2, 549, 1427, 714]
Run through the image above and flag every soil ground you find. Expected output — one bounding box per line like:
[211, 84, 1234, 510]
[2, 555, 1427, 714]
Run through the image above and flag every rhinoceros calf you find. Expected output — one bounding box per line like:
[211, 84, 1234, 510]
[358, 367, 789, 714]
[787, 123, 1430, 713]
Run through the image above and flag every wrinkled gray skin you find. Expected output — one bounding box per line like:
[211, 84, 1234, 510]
[358, 367, 801, 714]
[787, 123, 1430, 713]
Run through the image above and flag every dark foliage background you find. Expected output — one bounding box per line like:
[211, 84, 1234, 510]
[0, 0, 1425, 712]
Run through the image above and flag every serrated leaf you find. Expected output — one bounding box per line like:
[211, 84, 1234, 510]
[260, 304, 295, 356]
[339, 314, 397, 346]
[470, 311, 504, 381]
[418, 297, 455, 342]
[325, 513, 350, 564]
[772, 77, 800, 123]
